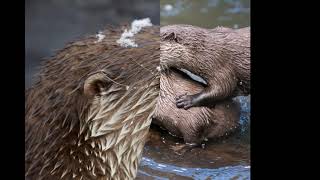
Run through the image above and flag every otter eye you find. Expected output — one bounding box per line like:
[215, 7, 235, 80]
[174, 68, 207, 86]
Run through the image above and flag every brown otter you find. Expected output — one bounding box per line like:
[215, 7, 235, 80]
[25, 25, 160, 180]
[25, 23, 249, 179]
[153, 67, 240, 144]
[160, 25, 250, 110]
[150, 25, 250, 144]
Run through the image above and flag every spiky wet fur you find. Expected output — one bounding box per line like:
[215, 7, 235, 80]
[25, 26, 160, 180]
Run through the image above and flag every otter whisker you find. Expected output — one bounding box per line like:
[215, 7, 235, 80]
[130, 57, 157, 76]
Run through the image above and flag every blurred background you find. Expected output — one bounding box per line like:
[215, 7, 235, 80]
[160, 0, 250, 28]
[25, 0, 160, 88]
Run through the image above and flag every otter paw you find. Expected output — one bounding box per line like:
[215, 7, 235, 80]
[176, 94, 194, 110]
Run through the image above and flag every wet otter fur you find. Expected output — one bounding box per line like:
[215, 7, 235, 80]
[160, 25, 250, 109]
[25, 25, 160, 180]
[153, 68, 240, 144]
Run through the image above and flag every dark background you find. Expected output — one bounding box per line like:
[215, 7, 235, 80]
[25, 0, 160, 88]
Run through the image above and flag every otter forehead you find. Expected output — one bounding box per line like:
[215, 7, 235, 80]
[160, 24, 208, 36]
[160, 25, 237, 46]
[161, 25, 209, 45]
[159, 41, 197, 73]
[159, 43, 207, 86]
[160, 42, 190, 59]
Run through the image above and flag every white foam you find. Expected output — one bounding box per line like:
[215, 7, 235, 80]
[95, 31, 105, 43]
[117, 18, 153, 48]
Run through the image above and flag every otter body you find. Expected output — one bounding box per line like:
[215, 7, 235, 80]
[152, 25, 249, 143]
[25, 25, 160, 180]
[160, 25, 250, 109]
[153, 68, 240, 144]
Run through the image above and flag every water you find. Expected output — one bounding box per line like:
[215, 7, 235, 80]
[137, 96, 250, 179]
[160, 0, 250, 28]
[138, 0, 250, 179]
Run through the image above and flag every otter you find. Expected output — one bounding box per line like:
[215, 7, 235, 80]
[153, 67, 240, 144]
[25, 25, 160, 180]
[25, 23, 249, 179]
[150, 25, 250, 144]
[160, 25, 250, 110]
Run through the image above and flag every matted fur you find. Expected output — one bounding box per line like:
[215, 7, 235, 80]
[25, 26, 160, 180]
[160, 25, 250, 107]
[152, 24, 249, 143]
[153, 70, 240, 143]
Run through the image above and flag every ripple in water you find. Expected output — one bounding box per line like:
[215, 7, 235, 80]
[139, 157, 250, 179]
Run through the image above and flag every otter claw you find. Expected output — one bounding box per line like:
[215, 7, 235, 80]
[175, 93, 187, 100]
[176, 94, 194, 110]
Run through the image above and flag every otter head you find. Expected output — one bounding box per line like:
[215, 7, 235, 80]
[159, 25, 211, 77]
[25, 26, 160, 180]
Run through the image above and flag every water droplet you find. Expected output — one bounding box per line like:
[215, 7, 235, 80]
[163, 4, 173, 11]
[201, 143, 205, 149]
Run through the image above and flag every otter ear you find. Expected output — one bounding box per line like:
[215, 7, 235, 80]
[163, 32, 180, 43]
[83, 72, 109, 97]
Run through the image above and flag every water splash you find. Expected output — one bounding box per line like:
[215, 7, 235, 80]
[234, 96, 250, 134]
[139, 157, 250, 179]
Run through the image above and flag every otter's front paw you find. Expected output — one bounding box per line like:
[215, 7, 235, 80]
[176, 94, 195, 110]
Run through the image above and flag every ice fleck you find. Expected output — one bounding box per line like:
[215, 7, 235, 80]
[95, 31, 105, 43]
[117, 18, 153, 48]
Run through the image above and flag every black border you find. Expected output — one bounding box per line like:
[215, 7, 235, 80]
[1, 0, 25, 178]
